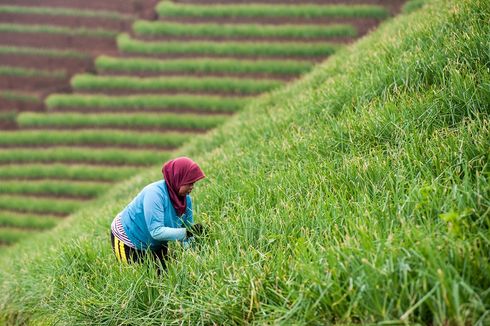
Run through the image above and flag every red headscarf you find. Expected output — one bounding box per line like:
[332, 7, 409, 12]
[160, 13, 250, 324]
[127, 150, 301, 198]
[162, 157, 205, 216]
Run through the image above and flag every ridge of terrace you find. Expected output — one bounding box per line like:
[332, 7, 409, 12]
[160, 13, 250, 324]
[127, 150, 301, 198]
[0, 0, 405, 247]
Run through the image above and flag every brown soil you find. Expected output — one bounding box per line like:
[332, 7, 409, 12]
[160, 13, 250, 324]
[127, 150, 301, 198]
[0, 0, 159, 18]
[0, 54, 94, 75]
[0, 98, 44, 112]
[0, 13, 132, 31]
[0, 32, 117, 54]
[0, 75, 69, 92]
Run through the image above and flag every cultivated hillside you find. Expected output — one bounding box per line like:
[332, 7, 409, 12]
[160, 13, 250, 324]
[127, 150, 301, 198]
[1, 0, 488, 324]
[0, 0, 399, 247]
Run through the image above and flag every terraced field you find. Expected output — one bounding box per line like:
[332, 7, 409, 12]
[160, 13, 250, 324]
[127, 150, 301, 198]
[0, 0, 404, 247]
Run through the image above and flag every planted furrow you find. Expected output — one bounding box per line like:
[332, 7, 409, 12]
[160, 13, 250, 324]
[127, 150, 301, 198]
[156, 3, 389, 19]
[71, 74, 283, 95]
[0, 180, 110, 198]
[46, 93, 249, 113]
[0, 227, 36, 245]
[0, 147, 171, 165]
[0, 45, 90, 59]
[96, 56, 312, 77]
[0, 65, 66, 79]
[0, 5, 133, 20]
[0, 130, 194, 149]
[133, 21, 357, 39]
[18, 112, 227, 130]
[0, 164, 141, 182]
[0, 195, 84, 215]
[0, 210, 60, 230]
[117, 33, 339, 58]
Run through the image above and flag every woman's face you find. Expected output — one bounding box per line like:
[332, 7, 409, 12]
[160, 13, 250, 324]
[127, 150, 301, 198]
[178, 182, 194, 196]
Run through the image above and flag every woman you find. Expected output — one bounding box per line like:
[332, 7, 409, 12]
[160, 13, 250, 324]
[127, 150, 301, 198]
[110, 157, 206, 269]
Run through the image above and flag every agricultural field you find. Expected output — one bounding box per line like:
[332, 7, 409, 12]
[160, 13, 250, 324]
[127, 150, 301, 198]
[0, 0, 402, 249]
[1, 0, 488, 324]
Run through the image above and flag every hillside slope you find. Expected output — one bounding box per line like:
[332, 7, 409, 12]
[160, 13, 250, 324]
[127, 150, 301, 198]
[1, 0, 489, 324]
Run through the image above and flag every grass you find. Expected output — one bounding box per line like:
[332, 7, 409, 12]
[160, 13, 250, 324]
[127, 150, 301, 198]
[0, 210, 59, 230]
[0, 147, 171, 165]
[46, 93, 250, 113]
[133, 21, 357, 39]
[95, 56, 312, 76]
[71, 74, 283, 95]
[0, 23, 117, 38]
[156, 3, 389, 19]
[0, 129, 195, 148]
[118, 34, 340, 58]
[17, 112, 227, 130]
[0, 180, 109, 198]
[0, 0, 488, 324]
[0, 164, 141, 182]
[0, 45, 90, 59]
[0, 66, 66, 79]
[0, 195, 84, 215]
[0, 5, 132, 20]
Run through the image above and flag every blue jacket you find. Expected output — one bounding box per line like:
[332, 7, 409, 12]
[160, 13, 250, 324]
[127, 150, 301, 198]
[120, 180, 193, 250]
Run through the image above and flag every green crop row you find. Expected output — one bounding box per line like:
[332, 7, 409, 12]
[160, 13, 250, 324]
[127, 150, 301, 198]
[71, 74, 282, 95]
[45, 93, 249, 113]
[0, 195, 83, 215]
[0, 45, 90, 59]
[0, 147, 171, 165]
[0, 91, 39, 103]
[156, 3, 389, 19]
[0, 164, 141, 182]
[0, 66, 66, 79]
[0, 180, 109, 198]
[0, 5, 132, 20]
[117, 34, 339, 58]
[0, 210, 59, 230]
[0, 227, 34, 245]
[0, 23, 117, 38]
[95, 56, 312, 76]
[0, 129, 193, 148]
[17, 112, 227, 130]
[133, 21, 357, 39]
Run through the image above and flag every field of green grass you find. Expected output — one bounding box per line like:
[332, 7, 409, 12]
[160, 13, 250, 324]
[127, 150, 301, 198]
[0, 0, 487, 324]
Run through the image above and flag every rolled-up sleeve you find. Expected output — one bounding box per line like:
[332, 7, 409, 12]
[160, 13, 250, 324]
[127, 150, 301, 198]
[144, 191, 187, 241]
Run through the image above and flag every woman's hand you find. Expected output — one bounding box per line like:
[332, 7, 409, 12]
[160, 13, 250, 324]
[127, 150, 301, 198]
[186, 223, 206, 238]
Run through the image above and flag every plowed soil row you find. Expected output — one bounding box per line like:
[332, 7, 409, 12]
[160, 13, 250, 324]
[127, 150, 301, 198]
[0, 98, 43, 112]
[0, 0, 159, 18]
[0, 13, 131, 31]
[0, 76, 69, 92]
[0, 32, 117, 54]
[0, 54, 94, 75]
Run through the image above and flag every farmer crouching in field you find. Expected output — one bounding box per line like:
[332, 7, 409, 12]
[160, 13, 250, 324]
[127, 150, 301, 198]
[110, 157, 206, 271]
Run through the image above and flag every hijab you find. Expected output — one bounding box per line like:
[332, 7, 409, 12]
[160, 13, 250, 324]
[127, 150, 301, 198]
[162, 157, 205, 216]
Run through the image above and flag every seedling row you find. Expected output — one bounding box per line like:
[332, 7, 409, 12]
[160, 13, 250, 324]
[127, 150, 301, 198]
[95, 56, 312, 76]
[133, 21, 357, 39]
[0, 164, 141, 182]
[18, 112, 227, 130]
[71, 74, 283, 95]
[156, 3, 389, 19]
[0, 210, 60, 230]
[0, 23, 117, 38]
[0, 129, 195, 148]
[0, 180, 110, 198]
[0, 5, 133, 20]
[118, 34, 339, 58]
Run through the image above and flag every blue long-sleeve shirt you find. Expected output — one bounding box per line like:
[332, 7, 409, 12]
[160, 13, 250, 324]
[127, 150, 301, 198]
[120, 180, 193, 250]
